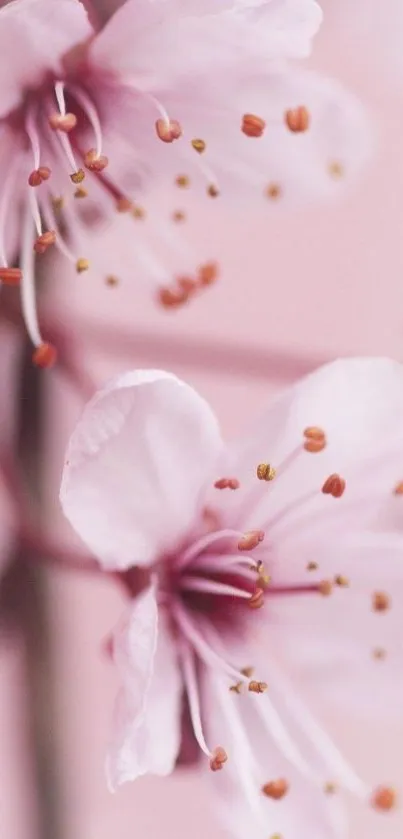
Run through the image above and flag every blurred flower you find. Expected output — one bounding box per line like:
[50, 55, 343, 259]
[0, 0, 370, 363]
[60, 357, 402, 837]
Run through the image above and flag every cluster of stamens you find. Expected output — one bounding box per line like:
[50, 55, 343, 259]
[158, 261, 218, 309]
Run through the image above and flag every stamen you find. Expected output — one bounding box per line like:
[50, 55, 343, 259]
[48, 113, 77, 133]
[116, 198, 132, 213]
[191, 138, 206, 154]
[158, 285, 189, 309]
[303, 425, 327, 453]
[174, 606, 250, 686]
[155, 118, 182, 143]
[318, 580, 333, 596]
[393, 481, 403, 495]
[307, 561, 318, 571]
[179, 641, 227, 769]
[198, 261, 218, 287]
[241, 113, 266, 138]
[207, 183, 220, 198]
[28, 188, 43, 236]
[334, 574, 349, 587]
[248, 680, 267, 693]
[284, 105, 310, 133]
[265, 183, 282, 200]
[28, 167, 51, 187]
[0, 160, 19, 267]
[372, 591, 390, 612]
[42, 198, 88, 272]
[177, 528, 248, 570]
[84, 149, 109, 172]
[0, 268, 22, 285]
[76, 258, 90, 273]
[176, 175, 190, 188]
[33, 230, 56, 255]
[238, 530, 265, 551]
[371, 786, 396, 811]
[51, 82, 82, 180]
[229, 681, 243, 694]
[65, 84, 104, 158]
[74, 187, 88, 199]
[328, 161, 344, 180]
[262, 779, 289, 800]
[248, 587, 265, 609]
[179, 575, 251, 600]
[257, 463, 276, 482]
[70, 169, 85, 184]
[214, 477, 240, 490]
[21, 201, 56, 365]
[322, 474, 346, 498]
[172, 210, 186, 223]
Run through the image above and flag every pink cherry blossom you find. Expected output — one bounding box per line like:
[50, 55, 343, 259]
[0, 0, 370, 364]
[60, 357, 402, 837]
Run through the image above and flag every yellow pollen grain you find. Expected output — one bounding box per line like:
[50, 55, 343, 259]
[191, 138, 206, 153]
[328, 160, 344, 180]
[105, 275, 119, 287]
[176, 174, 190, 188]
[132, 205, 146, 220]
[74, 186, 88, 199]
[70, 169, 85, 184]
[76, 258, 89, 273]
[52, 196, 64, 211]
[307, 561, 318, 571]
[172, 210, 186, 223]
[257, 463, 276, 482]
[334, 574, 349, 587]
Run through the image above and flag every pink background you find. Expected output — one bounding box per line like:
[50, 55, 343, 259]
[1, 2, 403, 838]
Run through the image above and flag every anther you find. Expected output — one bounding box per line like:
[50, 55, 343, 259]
[158, 286, 188, 309]
[372, 591, 390, 613]
[334, 574, 349, 587]
[371, 786, 396, 812]
[76, 258, 89, 273]
[172, 210, 186, 223]
[132, 205, 146, 220]
[322, 474, 346, 498]
[307, 561, 318, 571]
[328, 161, 344, 179]
[106, 275, 119, 287]
[198, 262, 218, 286]
[210, 746, 228, 772]
[303, 426, 326, 452]
[372, 647, 387, 661]
[257, 463, 276, 482]
[284, 105, 310, 133]
[33, 230, 56, 254]
[241, 667, 254, 678]
[84, 149, 109, 172]
[214, 478, 240, 490]
[191, 138, 206, 154]
[248, 680, 267, 693]
[0, 267, 22, 285]
[394, 481, 403, 495]
[238, 530, 264, 551]
[324, 782, 337, 795]
[207, 183, 219, 198]
[32, 342, 57, 369]
[28, 166, 51, 187]
[262, 779, 289, 800]
[176, 175, 190, 188]
[52, 196, 65, 210]
[48, 112, 77, 133]
[248, 588, 265, 610]
[74, 187, 88, 199]
[116, 198, 132, 213]
[318, 580, 333, 596]
[242, 113, 266, 138]
[70, 169, 85, 184]
[155, 118, 182, 143]
[229, 682, 243, 694]
[265, 183, 281, 200]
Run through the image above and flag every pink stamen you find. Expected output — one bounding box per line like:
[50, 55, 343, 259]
[21, 201, 43, 349]
[179, 641, 227, 768]
[66, 84, 104, 158]
[177, 528, 247, 570]
[52, 82, 80, 174]
[0, 160, 19, 267]
[179, 575, 251, 600]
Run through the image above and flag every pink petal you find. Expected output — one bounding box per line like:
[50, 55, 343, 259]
[107, 585, 182, 789]
[90, 0, 321, 88]
[0, 0, 92, 118]
[60, 370, 222, 570]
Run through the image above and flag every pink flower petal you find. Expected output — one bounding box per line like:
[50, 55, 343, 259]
[60, 370, 222, 570]
[90, 0, 321, 88]
[0, 0, 92, 118]
[106, 584, 182, 788]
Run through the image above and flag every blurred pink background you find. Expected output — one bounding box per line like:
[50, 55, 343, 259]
[1, 2, 403, 838]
